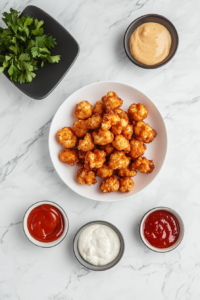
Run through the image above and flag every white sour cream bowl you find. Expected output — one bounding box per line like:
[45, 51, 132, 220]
[78, 224, 121, 266]
[73, 221, 125, 271]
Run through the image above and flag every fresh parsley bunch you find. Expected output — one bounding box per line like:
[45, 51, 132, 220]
[0, 8, 61, 83]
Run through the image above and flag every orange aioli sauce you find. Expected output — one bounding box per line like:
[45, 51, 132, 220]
[130, 22, 172, 65]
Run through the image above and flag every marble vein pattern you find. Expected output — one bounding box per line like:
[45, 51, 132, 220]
[0, 0, 200, 299]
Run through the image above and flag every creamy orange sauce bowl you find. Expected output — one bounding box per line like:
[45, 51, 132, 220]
[124, 14, 178, 69]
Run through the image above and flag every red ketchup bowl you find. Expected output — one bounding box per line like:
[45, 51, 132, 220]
[23, 201, 69, 248]
[140, 207, 184, 253]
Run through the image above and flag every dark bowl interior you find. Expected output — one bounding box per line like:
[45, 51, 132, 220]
[124, 14, 179, 69]
[3, 5, 79, 99]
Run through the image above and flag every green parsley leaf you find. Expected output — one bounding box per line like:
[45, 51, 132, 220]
[39, 47, 51, 55]
[24, 17, 33, 27]
[19, 53, 30, 61]
[21, 60, 33, 72]
[18, 72, 26, 84]
[47, 55, 61, 63]
[8, 61, 20, 81]
[32, 19, 44, 36]
[5, 55, 12, 61]
[44, 35, 57, 49]
[3, 60, 9, 68]
[31, 47, 39, 58]
[35, 34, 46, 47]
[25, 70, 36, 82]
[9, 45, 18, 55]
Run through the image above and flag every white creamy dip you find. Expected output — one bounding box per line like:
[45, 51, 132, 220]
[78, 224, 121, 266]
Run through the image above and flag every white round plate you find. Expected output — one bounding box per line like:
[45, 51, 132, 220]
[49, 81, 167, 201]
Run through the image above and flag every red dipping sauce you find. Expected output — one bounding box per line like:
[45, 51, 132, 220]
[27, 204, 64, 243]
[143, 210, 180, 249]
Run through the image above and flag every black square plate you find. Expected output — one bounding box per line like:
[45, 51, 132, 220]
[3, 5, 80, 100]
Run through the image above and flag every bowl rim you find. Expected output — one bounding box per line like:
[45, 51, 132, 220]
[73, 220, 125, 271]
[123, 13, 179, 69]
[139, 206, 184, 253]
[3, 5, 80, 100]
[23, 200, 69, 248]
[48, 80, 168, 202]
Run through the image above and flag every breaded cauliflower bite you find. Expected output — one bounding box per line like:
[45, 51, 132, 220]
[78, 133, 95, 152]
[117, 167, 137, 177]
[71, 120, 88, 137]
[77, 150, 86, 168]
[59, 149, 79, 166]
[57, 127, 77, 148]
[134, 121, 157, 143]
[84, 149, 106, 170]
[111, 108, 129, 135]
[119, 177, 134, 193]
[114, 108, 129, 122]
[100, 175, 120, 193]
[112, 135, 130, 153]
[100, 143, 115, 156]
[86, 114, 102, 130]
[121, 124, 134, 140]
[101, 106, 120, 131]
[102, 91, 123, 110]
[129, 138, 146, 159]
[96, 163, 114, 178]
[93, 100, 104, 115]
[77, 168, 97, 186]
[74, 101, 93, 120]
[131, 157, 155, 173]
[92, 128, 114, 145]
[109, 150, 131, 170]
[128, 103, 148, 121]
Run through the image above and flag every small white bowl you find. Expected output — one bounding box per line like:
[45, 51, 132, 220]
[23, 200, 69, 248]
[140, 207, 184, 253]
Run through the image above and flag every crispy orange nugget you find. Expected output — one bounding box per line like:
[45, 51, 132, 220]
[86, 114, 102, 130]
[101, 106, 120, 131]
[92, 128, 114, 145]
[102, 91, 123, 110]
[84, 149, 106, 170]
[131, 157, 155, 173]
[96, 163, 114, 178]
[57, 127, 77, 148]
[119, 177, 134, 193]
[71, 120, 88, 137]
[134, 121, 156, 143]
[111, 108, 129, 135]
[109, 150, 131, 170]
[128, 103, 148, 121]
[100, 175, 120, 193]
[112, 135, 130, 153]
[100, 143, 115, 156]
[78, 133, 95, 152]
[59, 148, 79, 166]
[77, 169, 97, 186]
[74, 101, 93, 120]
[121, 124, 134, 140]
[129, 138, 146, 159]
[117, 167, 137, 177]
[93, 100, 104, 115]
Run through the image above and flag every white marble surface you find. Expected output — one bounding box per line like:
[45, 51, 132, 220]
[0, 0, 200, 299]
